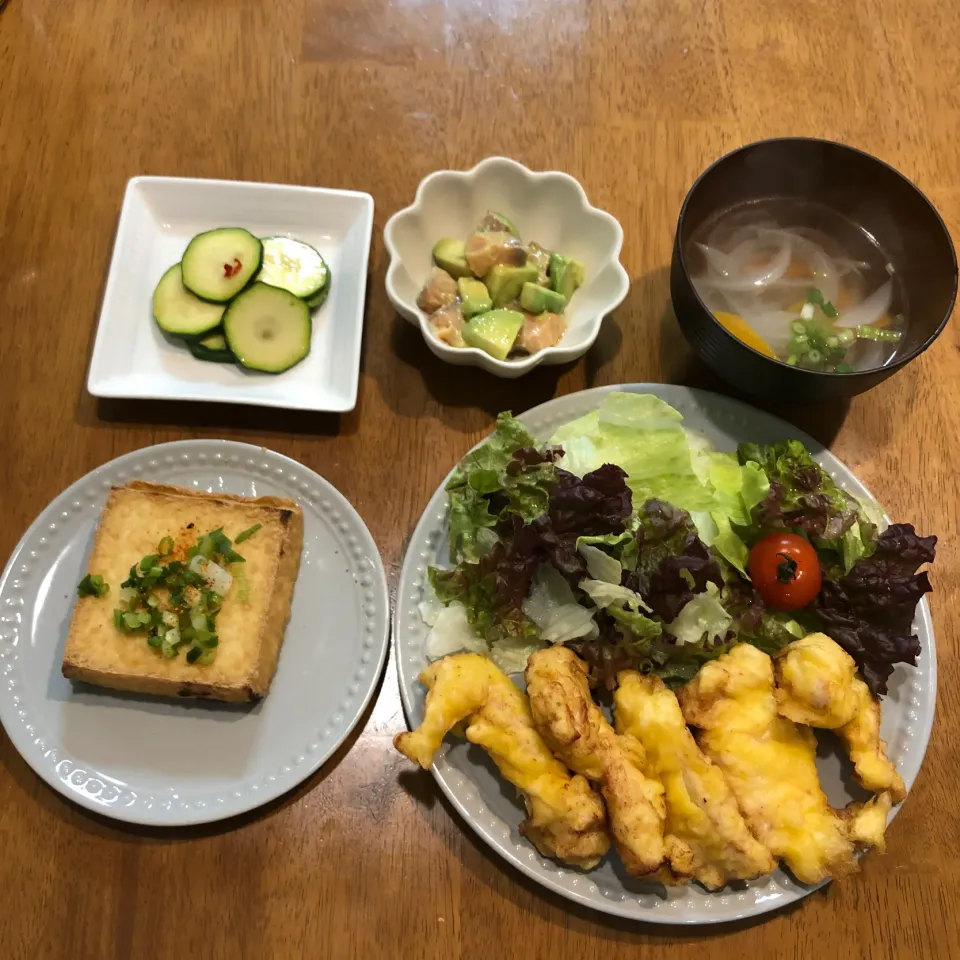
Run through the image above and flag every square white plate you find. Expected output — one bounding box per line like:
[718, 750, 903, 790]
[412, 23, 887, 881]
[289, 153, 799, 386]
[88, 177, 375, 412]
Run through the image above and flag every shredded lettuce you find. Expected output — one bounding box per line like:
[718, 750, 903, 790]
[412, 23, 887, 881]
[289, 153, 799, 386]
[663, 582, 731, 646]
[576, 531, 639, 575]
[579, 578, 652, 613]
[424, 602, 488, 660]
[523, 566, 597, 643]
[577, 543, 623, 584]
[490, 636, 547, 674]
[579, 578, 660, 642]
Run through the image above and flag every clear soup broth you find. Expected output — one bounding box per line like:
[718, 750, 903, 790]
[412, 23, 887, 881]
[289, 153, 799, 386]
[685, 199, 907, 373]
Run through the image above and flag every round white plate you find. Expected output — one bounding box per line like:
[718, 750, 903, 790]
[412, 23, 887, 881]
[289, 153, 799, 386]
[0, 440, 389, 826]
[394, 384, 936, 924]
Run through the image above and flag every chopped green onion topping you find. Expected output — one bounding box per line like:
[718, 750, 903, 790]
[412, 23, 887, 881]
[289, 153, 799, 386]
[857, 325, 902, 343]
[77, 574, 109, 598]
[807, 286, 838, 318]
[234, 523, 262, 544]
[107, 525, 249, 665]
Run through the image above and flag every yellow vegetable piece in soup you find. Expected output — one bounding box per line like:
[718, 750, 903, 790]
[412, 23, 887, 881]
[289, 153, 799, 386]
[713, 311, 777, 359]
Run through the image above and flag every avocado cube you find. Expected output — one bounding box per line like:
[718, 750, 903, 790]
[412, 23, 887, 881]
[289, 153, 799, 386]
[519, 282, 567, 315]
[549, 253, 586, 301]
[477, 210, 520, 238]
[461, 309, 525, 361]
[457, 277, 493, 318]
[432, 237, 473, 279]
[485, 263, 539, 308]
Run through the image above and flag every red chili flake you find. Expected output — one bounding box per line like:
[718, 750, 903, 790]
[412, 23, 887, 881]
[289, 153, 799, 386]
[223, 258, 242, 278]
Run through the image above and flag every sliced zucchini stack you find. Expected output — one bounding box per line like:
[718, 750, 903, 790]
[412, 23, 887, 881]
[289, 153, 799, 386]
[187, 332, 234, 363]
[153, 264, 225, 338]
[181, 228, 263, 303]
[152, 228, 330, 373]
[223, 283, 312, 374]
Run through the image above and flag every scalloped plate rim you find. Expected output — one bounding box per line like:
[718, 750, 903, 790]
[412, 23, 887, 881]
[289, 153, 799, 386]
[382, 156, 630, 376]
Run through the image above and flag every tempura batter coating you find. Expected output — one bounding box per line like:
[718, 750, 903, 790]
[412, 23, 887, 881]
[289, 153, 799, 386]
[678, 643, 858, 885]
[394, 653, 610, 868]
[615, 671, 775, 889]
[775, 633, 906, 803]
[526, 646, 668, 876]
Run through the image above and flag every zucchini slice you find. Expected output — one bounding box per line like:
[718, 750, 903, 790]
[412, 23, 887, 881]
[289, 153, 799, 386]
[181, 228, 263, 303]
[153, 263, 225, 338]
[187, 332, 234, 364]
[258, 237, 330, 301]
[305, 282, 330, 310]
[223, 283, 311, 374]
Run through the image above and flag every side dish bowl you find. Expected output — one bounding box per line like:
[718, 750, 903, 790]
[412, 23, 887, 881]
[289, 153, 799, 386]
[671, 138, 957, 403]
[384, 157, 630, 378]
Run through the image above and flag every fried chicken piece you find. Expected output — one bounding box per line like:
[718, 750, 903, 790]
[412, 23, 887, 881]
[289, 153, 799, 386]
[614, 671, 775, 889]
[678, 643, 859, 885]
[525, 646, 668, 876]
[839, 791, 893, 853]
[774, 633, 906, 803]
[394, 653, 610, 869]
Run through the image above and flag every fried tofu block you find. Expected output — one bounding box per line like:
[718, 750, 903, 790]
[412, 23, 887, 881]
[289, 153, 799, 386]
[62, 481, 303, 702]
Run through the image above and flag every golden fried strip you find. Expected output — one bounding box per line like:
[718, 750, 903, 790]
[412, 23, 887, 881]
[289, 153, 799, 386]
[525, 646, 667, 876]
[615, 671, 775, 889]
[775, 633, 906, 802]
[678, 643, 859, 885]
[394, 653, 610, 869]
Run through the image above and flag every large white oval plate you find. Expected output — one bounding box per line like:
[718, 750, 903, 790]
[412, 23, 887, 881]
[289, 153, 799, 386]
[394, 384, 936, 924]
[0, 440, 390, 826]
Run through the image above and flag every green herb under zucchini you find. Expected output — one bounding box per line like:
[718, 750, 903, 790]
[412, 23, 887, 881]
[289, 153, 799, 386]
[75, 524, 262, 665]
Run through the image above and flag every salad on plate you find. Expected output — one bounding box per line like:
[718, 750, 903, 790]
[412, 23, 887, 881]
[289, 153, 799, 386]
[420, 392, 935, 698]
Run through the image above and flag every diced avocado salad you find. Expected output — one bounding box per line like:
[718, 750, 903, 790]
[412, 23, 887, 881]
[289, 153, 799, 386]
[76, 524, 261, 666]
[417, 211, 585, 360]
[153, 230, 331, 374]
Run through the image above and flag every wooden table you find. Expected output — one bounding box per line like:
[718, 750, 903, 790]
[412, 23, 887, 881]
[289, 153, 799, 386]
[2, 0, 958, 956]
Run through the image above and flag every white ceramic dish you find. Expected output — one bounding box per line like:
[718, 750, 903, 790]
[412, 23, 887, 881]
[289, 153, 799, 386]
[394, 384, 935, 924]
[383, 157, 630, 378]
[0, 440, 390, 826]
[88, 177, 374, 412]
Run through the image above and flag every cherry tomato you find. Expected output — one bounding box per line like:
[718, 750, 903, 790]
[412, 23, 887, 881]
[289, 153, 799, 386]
[748, 532, 822, 611]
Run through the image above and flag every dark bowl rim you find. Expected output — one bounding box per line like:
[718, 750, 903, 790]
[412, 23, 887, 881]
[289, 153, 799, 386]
[673, 136, 959, 379]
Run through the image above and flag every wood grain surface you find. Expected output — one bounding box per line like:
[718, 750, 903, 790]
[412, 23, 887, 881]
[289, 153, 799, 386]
[1, 0, 958, 957]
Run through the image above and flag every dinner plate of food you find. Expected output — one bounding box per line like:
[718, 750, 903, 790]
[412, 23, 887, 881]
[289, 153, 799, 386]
[392, 384, 936, 923]
[0, 441, 389, 825]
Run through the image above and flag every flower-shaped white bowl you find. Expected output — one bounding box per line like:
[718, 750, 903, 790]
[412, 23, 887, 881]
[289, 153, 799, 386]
[384, 157, 630, 378]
